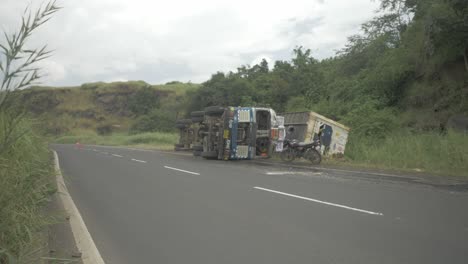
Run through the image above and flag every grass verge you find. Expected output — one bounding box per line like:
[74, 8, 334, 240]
[0, 115, 56, 263]
[343, 131, 468, 177]
[55, 130, 178, 150]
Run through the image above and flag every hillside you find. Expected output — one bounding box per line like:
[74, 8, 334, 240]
[18, 81, 200, 136]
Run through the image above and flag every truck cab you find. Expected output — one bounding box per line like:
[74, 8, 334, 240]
[193, 106, 280, 160]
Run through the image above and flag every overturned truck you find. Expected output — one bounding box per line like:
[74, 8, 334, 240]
[176, 106, 282, 160]
[281, 111, 350, 157]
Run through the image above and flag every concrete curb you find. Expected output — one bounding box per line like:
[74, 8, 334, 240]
[53, 150, 106, 264]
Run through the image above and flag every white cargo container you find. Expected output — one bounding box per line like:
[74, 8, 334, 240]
[281, 111, 350, 157]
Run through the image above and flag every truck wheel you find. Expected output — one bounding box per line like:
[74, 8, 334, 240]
[175, 123, 187, 129]
[192, 145, 203, 151]
[190, 111, 205, 117]
[201, 151, 218, 159]
[191, 116, 204, 123]
[174, 147, 182, 151]
[176, 119, 192, 124]
[204, 106, 225, 116]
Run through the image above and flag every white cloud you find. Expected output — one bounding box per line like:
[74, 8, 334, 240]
[0, 0, 379, 86]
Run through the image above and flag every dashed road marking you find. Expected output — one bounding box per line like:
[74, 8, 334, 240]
[254, 186, 384, 216]
[164, 166, 200, 175]
[112, 154, 123, 158]
[266, 171, 322, 176]
[131, 158, 147, 163]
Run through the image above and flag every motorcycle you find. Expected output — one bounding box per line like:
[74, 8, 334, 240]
[280, 138, 322, 164]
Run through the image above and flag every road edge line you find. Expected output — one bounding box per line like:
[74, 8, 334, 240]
[53, 150, 106, 264]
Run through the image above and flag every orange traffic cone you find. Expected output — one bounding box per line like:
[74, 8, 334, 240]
[75, 141, 82, 149]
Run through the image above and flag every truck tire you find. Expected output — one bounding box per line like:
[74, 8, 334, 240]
[191, 116, 204, 123]
[201, 151, 218, 159]
[204, 106, 225, 116]
[190, 111, 205, 117]
[192, 145, 203, 151]
[176, 119, 192, 124]
[175, 123, 187, 129]
[174, 147, 183, 151]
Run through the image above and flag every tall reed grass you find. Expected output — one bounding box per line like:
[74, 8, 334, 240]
[345, 130, 468, 176]
[0, 114, 56, 263]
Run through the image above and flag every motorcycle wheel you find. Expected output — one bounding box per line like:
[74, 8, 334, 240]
[305, 149, 321, 165]
[280, 148, 296, 162]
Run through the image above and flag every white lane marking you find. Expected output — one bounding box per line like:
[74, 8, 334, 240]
[254, 187, 384, 216]
[266, 171, 296, 175]
[266, 171, 322, 176]
[164, 166, 200, 175]
[93, 149, 98, 152]
[131, 158, 147, 163]
[112, 154, 123, 158]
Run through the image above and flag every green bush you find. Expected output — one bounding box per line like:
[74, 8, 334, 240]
[96, 123, 113, 135]
[130, 109, 176, 133]
[342, 101, 398, 138]
[128, 86, 160, 115]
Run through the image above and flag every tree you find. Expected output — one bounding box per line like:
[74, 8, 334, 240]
[425, 0, 468, 71]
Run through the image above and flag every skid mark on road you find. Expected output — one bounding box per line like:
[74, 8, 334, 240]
[164, 166, 200, 175]
[254, 186, 384, 216]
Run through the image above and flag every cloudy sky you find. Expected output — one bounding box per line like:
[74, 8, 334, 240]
[1, 0, 379, 86]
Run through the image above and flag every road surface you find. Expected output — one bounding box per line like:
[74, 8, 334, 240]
[53, 144, 468, 264]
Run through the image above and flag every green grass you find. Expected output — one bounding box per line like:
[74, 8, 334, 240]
[55, 131, 178, 150]
[0, 114, 56, 262]
[344, 131, 468, 177]
[152, 83, 200, 96]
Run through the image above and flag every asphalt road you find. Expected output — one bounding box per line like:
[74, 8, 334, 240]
[52, 144, 468, 264]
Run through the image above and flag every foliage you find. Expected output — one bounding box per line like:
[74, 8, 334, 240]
[0, 1, 60, 110]
[345, 130, 468, 176]
[342, 101, 398, 138]
[0, 114, 56, 263]
[130, 109, 176, 133]
[128, 86, 160, 115]
[0, 1, 60, 155]
[0, 2, 60, 262]
[186, 0, 467, 139]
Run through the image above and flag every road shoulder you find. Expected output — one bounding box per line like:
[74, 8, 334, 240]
[50, 150, 105, 264]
